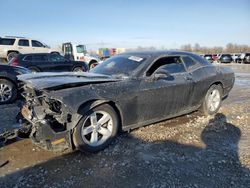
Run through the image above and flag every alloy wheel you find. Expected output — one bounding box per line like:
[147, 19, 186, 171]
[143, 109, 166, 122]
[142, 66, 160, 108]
[207, 89, 220, 112]
[0, 83, 12, 102]
[81, 111, 113, 147]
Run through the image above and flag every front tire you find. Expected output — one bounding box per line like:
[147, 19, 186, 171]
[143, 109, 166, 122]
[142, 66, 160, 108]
[73, 104, 119, 153]
[201, 85, 222, 116]
[0, 79, 17, 104]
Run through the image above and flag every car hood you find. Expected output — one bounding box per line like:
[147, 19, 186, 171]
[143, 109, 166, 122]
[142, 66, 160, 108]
[18, 72, 122, 90]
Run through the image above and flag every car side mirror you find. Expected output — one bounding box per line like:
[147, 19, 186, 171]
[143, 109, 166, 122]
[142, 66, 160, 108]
[153, 69, 171, 80]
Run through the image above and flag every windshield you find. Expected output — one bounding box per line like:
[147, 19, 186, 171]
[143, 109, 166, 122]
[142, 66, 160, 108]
[76, 45, 86, 53]
[90, 55, 146, 77]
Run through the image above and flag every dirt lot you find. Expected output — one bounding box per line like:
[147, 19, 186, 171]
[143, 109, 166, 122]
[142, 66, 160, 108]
[0, 64, 249, 188]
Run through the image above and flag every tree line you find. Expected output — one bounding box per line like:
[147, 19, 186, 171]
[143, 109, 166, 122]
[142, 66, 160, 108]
[180, 43, 250, 54]
[126, 43, 250, 54]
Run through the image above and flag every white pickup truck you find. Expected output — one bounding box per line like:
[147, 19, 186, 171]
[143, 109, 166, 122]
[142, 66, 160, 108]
[62, 43, 100, 69]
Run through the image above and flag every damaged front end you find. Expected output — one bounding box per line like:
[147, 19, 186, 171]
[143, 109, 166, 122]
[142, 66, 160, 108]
[19, 85, 74, 152]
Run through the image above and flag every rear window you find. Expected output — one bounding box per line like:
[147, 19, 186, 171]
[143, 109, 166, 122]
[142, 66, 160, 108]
[190, 54, 211, 66]
[0, 38, 15, 45]
[221, 54, 231, 57]
[32, 40, 44, 47]
[182, 56, 201, 71]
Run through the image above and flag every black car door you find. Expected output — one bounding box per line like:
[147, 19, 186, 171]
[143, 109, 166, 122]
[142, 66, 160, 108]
[30, 54, 52, 72]
[181, 55, 209, 107]
[49, 53, 72, 72]
[136, 56, 194, 123]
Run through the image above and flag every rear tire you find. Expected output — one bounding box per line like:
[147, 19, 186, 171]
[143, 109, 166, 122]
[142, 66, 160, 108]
[73, 66, 86, 72]
[73, 104, 119, 153]
[0, 79, 17, 104]
[7, 52, 18, 62]
[201, 85, 222, 116]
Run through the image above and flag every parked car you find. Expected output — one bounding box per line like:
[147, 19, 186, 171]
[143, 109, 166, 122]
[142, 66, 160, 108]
[212, 54, 218, 61]
[218, 54, 233, 63]
[9, 53, 89, 72]
[17, 51, 235, 153]
[0, 36, 58, 61]
[239, 53, 250, 64]
[0, 64, 30, 104]
[231, 53, 241, 63]
[203, 54, 214, 63]
[62, 43, 99, 69]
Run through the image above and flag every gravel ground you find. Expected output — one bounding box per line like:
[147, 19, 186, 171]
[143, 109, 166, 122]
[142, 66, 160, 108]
[0, 64, 249, 188]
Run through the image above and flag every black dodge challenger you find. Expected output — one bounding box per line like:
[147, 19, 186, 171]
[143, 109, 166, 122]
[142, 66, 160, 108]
[18, 51, 235, 152]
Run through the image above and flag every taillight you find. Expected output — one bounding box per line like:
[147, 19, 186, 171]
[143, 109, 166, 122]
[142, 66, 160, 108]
[10, 57, 19, 66]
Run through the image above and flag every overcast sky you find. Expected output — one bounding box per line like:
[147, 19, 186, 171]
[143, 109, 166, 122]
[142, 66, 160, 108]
[0, 0, 249, 50]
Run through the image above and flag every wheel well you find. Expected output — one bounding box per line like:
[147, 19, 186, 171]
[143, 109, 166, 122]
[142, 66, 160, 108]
[209, 82, 224, 95]
[89, 60, 97, 64]
[77, 99, 123, 131]
[50, 51, 60, 55]
[7, 50, 19, 55]
[0, 76, 17, 87]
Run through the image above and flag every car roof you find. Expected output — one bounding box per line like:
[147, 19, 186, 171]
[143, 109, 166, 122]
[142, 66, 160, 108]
[20, 53, 52, 56]
[2, 36, 30, 40]
[121, 50, 198, 57]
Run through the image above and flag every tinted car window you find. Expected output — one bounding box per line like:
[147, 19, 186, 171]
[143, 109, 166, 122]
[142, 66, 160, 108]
[18, 39, 29, 46]
[147, 56, 185, 76]
[0, 38, 15, 45]
[32, 40, 44, 47]
[160, 62, 186, 74]
[49, 54, 65, 62]
[32, 55, 48, 62]
[190, 54, 211, 66]
[76, 45, 86, 53]
[221, 54, 231, 57]
[182, 56, 200, 71]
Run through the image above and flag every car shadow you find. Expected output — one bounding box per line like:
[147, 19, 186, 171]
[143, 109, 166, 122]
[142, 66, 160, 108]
[0, 113, 249, 187]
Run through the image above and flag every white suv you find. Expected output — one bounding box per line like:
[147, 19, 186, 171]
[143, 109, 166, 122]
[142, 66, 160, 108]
[0, 36, 57, 61]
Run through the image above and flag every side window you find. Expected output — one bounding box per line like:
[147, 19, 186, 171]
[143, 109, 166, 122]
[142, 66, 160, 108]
[0, 38, 15, 45]
[182, 56, 200, 71]
[31, 55, 48, 62]
[147, 56, 185, 76]
[32, 40, 44, 47]
[18, 39, 29, 47]
[191, 54, 211, 66]
[160, 62, 186, 74]
[49, 54, 65, 62]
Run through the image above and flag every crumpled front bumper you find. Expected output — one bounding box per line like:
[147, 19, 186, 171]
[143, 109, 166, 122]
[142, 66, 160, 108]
[30, 121, 73, 152]
[20, 104, 74, 152]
